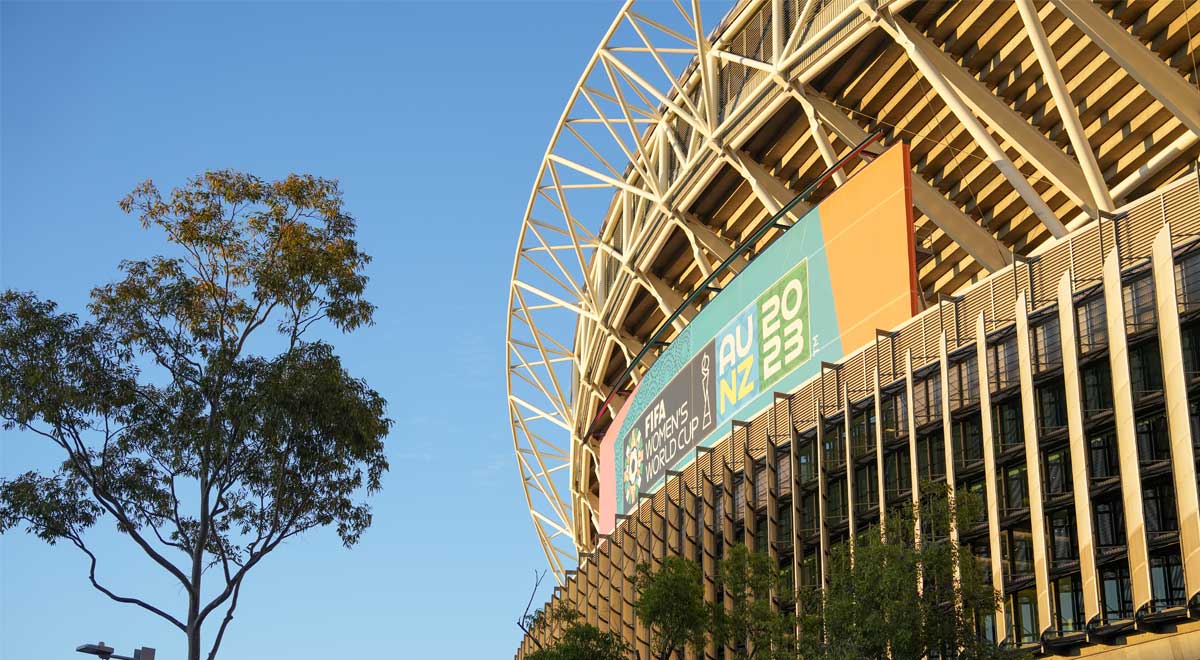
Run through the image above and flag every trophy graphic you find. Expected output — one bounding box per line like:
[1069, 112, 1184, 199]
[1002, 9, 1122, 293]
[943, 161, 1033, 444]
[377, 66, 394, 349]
[701, 353, 712, 427]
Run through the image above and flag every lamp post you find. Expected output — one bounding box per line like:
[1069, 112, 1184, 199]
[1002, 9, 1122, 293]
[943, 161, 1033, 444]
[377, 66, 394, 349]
[76, 642, 156, 660]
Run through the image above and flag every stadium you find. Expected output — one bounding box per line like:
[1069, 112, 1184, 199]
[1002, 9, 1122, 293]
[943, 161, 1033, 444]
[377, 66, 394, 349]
[505, 0, 1200, 656]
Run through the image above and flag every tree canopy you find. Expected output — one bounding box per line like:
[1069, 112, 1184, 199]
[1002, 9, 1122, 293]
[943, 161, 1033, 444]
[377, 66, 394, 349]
[0, 171, 391, 660]
[634, 556, 709, 660]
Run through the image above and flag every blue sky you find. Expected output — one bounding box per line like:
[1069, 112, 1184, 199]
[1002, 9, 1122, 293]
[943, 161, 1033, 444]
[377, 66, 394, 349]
[0, 1, 621, 657]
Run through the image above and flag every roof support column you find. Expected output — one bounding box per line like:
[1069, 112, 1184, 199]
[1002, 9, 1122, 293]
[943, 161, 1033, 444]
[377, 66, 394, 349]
[1047, 0, 1200, 138]
[879, 14, 1069, 237]
[976, 312, 1009, 641]
[1015, 0, 1115, 214]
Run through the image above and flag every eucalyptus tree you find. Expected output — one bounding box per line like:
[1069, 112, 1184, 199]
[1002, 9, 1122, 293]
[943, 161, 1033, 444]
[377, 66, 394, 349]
[0, 171, 391, 660]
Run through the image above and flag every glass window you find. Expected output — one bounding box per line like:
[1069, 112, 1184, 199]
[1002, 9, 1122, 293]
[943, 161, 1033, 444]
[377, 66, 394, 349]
[989, 339, 1019, 391]
[1089, 432, 1119, 481]
[1102, 563, 1134, 621]
[797, 439, 817, 483]
[1094, 499, 1125, 548]
[950, 357, 979, 408]
[1176, 251, 1200, 313]
[884, 447, 911, 500]
[824, 425, 845, 468]
[1032, 316, 1062, 372]
[953, 415, 984, 468]
[881, 391, 908, 441]
[994, 398, 1024, 450]
[1150, 553, 1186, 609]
[1077, 296, 1107, 354]
[1007, 587, 1039, 644]
[1004, 464, 1029, 513]
[916, 432, 945, 482]
[854, 464, 877, 513]
[1123, 276, 1156, 334]
[776, 500, 793, 550]
[1183, 324, 1200, 379]
[828, 480, 846, 522]
[1130, 342, 1164, 398]
[1037, 378, 1068, 433]
[1143, 483, 1179, 534]
[1136, 413, 1171, 465]
[1044, 448, 1072, 496]
[1054, 575, 1085, 633]
[850, 407, 875, 457]
[1081, 361, 1114, 415]
[776, 450, 791, 497]
[1048, 508, 1078, 561]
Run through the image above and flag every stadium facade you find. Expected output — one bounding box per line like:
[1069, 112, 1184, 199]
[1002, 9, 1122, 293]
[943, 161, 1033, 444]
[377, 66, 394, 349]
[506, 0, 1200, 656]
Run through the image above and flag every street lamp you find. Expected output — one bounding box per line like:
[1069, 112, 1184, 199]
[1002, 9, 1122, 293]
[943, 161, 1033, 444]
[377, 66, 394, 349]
[76, 641, 155, 660]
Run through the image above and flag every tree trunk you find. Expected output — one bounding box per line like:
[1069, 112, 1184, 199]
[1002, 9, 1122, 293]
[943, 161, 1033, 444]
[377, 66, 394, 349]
[187, 623, 202, 660]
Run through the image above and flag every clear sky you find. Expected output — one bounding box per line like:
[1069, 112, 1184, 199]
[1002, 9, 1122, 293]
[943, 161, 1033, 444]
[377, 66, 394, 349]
[0, 1, 621, 657]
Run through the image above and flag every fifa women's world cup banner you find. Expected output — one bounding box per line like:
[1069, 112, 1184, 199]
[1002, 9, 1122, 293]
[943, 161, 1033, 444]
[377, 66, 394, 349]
[599, 144, 919, 528]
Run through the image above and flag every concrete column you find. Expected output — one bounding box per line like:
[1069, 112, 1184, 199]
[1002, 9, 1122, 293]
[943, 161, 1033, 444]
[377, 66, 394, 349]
[1056, 272, 1102, 623]
[977, 311, 1009, 641]
[1151, 225, 1200, 600]
[1102, 249, 1153, 611]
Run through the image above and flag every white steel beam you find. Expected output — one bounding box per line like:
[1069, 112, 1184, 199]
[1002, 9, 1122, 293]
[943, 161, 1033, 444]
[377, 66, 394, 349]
[1048, 0, 1200, 138]
[1015, 0, 1115, 214]
[883, 14, 1084, 231]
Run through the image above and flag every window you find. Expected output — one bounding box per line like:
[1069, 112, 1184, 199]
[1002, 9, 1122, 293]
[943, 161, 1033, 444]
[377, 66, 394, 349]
[733, 473, 746, 522]
[952, 415, 984, 469]
[1032, 316, 1062, 372]
[824, 424, 846, 469]
[1077, 296, 1107, 354]
[800, 552, 820, 588]
[827, 480, 847, 523]
[1143, 483, 1178, 534]
[1123, 276, 1156, 334]
[1102, 564, 1134, 621]
[1054, 575, 1085, 633]
[913, 375, 941, 426]
[1007, 588, 1039, 645]
[800, 492, 819, 534]
[989, 339, 1019, 391]
[1003, 464, 1029, 514]
[881, 391, 908, 442]
[776, 450, 792, 497]
[854, 464, 877, 515]
[850, 407, 875, 458]
[1089, 432, 1119, 481]
[1176, 250, 1200, 313]
[1150, 553, 1186, 609]
[754, 460, 768, 509]
[1037, 378, 1068, 433]
[797, 439, 817, 484]
[884, 447, 911, 500]
[1183, 324, 1200, 382]
[1094, 499, 1125, 548]
[1044, 448, 1072, 496]
[950, 357, 979, 408]
[1081, 361, 1113, 415]
[993, 398, 1024, 450]
[1048, 509, 1078, 562]
[1136, 413, 1171, 465]
[1129, 342, 1164, 398]
[916, 431, 945, 482]
[776, 500, 793, 551]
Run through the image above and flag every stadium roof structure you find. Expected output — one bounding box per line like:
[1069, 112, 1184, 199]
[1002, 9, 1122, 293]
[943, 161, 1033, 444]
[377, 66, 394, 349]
[505, 0, 1200, 582]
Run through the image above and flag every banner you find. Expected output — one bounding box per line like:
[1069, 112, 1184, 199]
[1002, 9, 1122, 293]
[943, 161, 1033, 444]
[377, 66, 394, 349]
[602, 143, 916, 522]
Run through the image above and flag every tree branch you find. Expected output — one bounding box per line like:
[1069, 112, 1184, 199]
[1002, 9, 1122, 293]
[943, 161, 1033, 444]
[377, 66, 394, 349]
[69, 536, 187, 631]
[205, 577, 242, 660]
